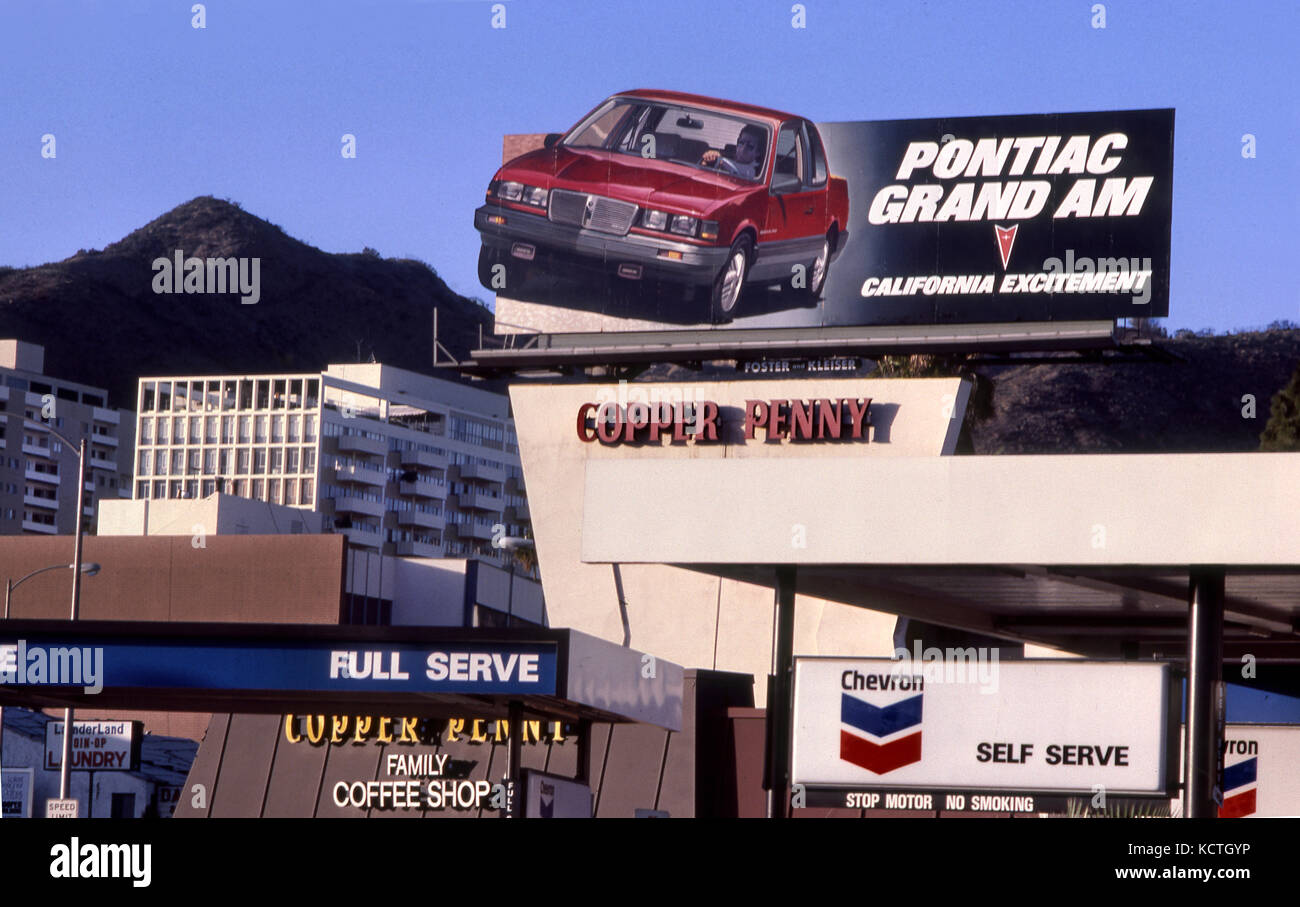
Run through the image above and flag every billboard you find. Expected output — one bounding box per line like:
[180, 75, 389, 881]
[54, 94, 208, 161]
[791, 658, 1177, 808]
[475, 91, 1173, 335]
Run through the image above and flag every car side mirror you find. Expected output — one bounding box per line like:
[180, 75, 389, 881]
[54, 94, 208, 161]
[771, 173, 802, 194]
[543, 133, 562, 149]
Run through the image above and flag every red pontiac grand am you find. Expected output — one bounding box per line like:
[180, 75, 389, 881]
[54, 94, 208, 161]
[474, 89, 849, 323]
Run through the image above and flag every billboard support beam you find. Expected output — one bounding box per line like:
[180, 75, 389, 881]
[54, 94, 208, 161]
[765, 565, 797, 819]
[1185, 569, 1225, 818]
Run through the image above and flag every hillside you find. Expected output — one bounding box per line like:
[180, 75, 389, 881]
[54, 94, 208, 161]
[0, 196, 492, 407]
[968, 331, 1300, 453]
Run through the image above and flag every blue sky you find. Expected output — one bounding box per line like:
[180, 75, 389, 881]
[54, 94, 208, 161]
[1, 0, 1296, 332]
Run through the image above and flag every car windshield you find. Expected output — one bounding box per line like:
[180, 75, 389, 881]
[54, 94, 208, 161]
[563, 98, 770, 182]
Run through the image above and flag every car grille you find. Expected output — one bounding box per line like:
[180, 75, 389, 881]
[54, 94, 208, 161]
[549, 189, 638, 236]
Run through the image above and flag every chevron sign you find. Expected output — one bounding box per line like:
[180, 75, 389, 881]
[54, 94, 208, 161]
[840, 691, 923, 774]
[1219, 756, 1258, 818]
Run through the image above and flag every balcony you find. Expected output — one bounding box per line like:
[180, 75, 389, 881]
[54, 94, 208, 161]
[396, 539, 443, 558]
[21, 440, 52, 458]
[398, 510, 446, 531]
[333, 461, 385, 487]
[448, 521, 496, 542]
[24, 465, 59, 486]
[398, 479, 445, 500]
[342, 525, 382, 550]
[338, 434, 386, 457]
[92, 407, 121, 425]
[22, 517, 58, 534]
[450, 462, 505, 485]
[23, 493, 59, 511]
[330, 493, 384, 518]
[506, 501, 530, 522]
[399, 449, 447, 470]
[91, 433, 119, 448]
[450, 490, 505, 513]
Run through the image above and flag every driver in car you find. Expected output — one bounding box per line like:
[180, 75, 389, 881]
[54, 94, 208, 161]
[701, 124, 765, 178]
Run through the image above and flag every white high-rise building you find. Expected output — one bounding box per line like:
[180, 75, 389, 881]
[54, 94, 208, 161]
[130, 363, 529, 568]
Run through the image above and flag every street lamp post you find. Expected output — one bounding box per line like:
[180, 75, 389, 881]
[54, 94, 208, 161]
[0, 560, 101, 818]
[9, 417, 94, 814]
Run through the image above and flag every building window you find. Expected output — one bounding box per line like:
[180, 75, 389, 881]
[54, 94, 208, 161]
[253, 478, 265, 499]
[235, 479, 249, 497]
[238, 415, 251, 444]
[203, 449, 217, 475]
[185, 479, 199, 499]
[153, 480, 165, 498]
[287, 448, 299, 472]
[202, 479, 216, 497]
[156, 417, 169, 444]
[305, 414, 317, 442]
[270, 479, 282, 505]
[254, 449, 267, 473]
[287, 415, 300, 442]
[303, 448, 315, 471]
[271, 448, 283, 473]
[140, 419, 153, 444]
[188, 450, 201, 475]
[138, 450, 152, 476]
[219, 449, 232, 476]
[285, 478, 298, 504]
[205, 416, 218, 444]
[189, 416, 202, 444]
[237, 449, 250, 474]
[221, 415, 234, 443]
[255, 415, 268, 443]
[272, 414, 284, 443]
[301, 478, 314, 505]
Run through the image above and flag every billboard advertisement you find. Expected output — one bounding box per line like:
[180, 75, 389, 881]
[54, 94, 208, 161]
[791, 658, 1176, 808]
[475, 92, 1173, 334]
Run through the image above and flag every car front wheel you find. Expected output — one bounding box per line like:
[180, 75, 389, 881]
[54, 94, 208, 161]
[477, 245, 528, 294]
[709, 236, 751, 324]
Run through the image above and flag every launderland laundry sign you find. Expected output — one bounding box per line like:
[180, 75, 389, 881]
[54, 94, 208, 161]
[792, 659, 1176, 797]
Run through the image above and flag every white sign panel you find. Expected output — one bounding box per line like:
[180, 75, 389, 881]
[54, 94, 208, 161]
[523, 771, 592, 818]
[793, 658, 1173, 795]
[1170, 724, 1300, 818]
[45, 798, 79, 818]
[45, 719, 138, 772]
[1, 768, 34, 819]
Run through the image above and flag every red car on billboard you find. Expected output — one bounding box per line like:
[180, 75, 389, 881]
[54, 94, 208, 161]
[474, 89, 850, 323]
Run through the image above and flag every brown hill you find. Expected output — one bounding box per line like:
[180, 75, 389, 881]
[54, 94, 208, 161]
[969, 331, 1300, 453]
[0, 196, 492, 407]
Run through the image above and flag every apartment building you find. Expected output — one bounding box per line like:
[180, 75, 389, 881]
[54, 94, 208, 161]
[129, 362, 530, 569]
[0, 340, 134, 536]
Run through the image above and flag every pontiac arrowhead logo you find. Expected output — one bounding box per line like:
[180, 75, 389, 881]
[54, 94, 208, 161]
[994, 224, 1018, 269]
[839, 692, 923, 774]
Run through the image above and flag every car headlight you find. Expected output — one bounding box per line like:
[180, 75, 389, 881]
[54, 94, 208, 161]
[670, 215, 698, 236]
[496, 181, 524, 202]
[521, 186, 548, 208]
[642, 209, 668, 231]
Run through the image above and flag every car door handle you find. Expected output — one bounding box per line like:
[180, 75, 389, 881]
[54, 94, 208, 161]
[803, 206, 815, 215]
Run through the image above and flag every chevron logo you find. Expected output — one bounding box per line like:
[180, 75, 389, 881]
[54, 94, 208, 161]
[1219, 756, 1257, 818]
[839, 691, 923, 774]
